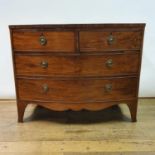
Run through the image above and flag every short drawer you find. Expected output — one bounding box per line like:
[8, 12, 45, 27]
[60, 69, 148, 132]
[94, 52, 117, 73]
[15, 53, 140, 76]
[80, 31, 142, 52]
[17, 77, 137, 102]
[12, 31, 75, 52]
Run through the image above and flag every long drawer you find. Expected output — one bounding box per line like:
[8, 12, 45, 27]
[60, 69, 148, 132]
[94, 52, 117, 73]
[17, 77, 138, 102]
[15, 53, 140, 77]
[12, 31, 75, 52]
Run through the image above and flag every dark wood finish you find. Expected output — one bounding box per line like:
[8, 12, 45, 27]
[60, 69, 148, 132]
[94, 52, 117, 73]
[28, 101, 131, 111]
[127, 100, 138, 122]
[9, 24, 145, 29]
[15, 53, 140, 77]
[9, 24, 145, 122]
[80, 31, 142, 51]
[17, 102, 27, 123]
[12, 31, 75, 52]
[17, 77, 138, 102]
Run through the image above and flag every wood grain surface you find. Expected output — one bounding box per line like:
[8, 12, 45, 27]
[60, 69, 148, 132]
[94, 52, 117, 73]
[0, 99, 154, 154]
[16, 77, 138, 102]
[12, 31, 75, 52]
[15, 53, 140, 77]
[80, 31, 142, 51]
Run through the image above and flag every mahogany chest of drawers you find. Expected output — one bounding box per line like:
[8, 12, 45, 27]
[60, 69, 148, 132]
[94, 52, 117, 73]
[9, 24, 145, 122]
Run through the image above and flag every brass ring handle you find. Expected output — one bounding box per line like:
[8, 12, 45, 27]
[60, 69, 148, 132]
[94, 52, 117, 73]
[39, 35, 47, 46]
[40, 61, 48, 69]
[105, 59, 113, 68]
[42, 84, 49, 93]
[104, 84, 112, 93]
[107, 34, 114, 45]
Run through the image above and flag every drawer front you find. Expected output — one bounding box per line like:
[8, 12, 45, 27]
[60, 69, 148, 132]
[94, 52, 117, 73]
[80, 31, 142, 51]
[15, 53, 140, 76]
[12, 31, 75, 52]
[17, 77, 137, 102]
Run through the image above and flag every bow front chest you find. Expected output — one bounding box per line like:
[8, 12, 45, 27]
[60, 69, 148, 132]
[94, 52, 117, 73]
[9, 24, 145, 122]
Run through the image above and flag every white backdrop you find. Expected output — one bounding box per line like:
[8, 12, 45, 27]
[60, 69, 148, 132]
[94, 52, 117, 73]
[0, 0, 155, 98]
